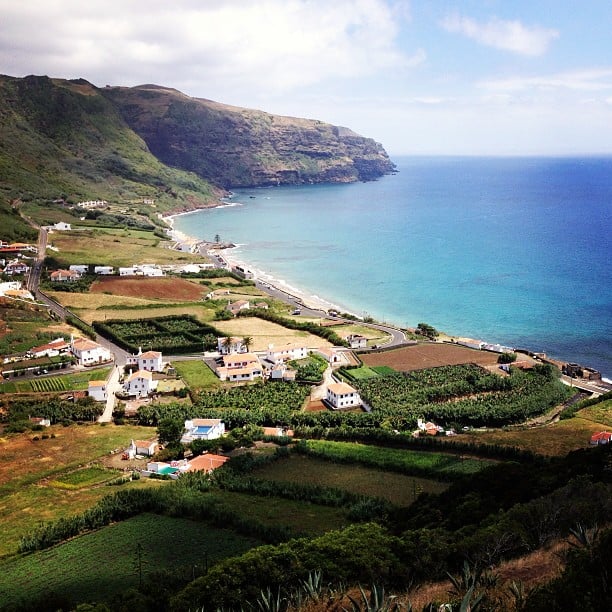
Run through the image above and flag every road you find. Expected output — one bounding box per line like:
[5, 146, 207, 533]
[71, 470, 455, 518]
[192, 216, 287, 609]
[253, 280, 407, 349]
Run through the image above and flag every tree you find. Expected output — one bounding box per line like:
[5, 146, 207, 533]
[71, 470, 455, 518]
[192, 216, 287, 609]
[242, 336, 253, 352]
[214, 233, 221, 243]
[416, 322, 439, 340]
[157, 417, 184, 447]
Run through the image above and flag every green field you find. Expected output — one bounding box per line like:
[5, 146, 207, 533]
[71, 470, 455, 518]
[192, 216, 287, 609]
[208, 490, 347, 536]
[0, 367, 111, 394]
[300, 440, 491, 480]
[49, 466, 119, 490]
[0, 513, 262, 607]
[172, 360, 221, 391]
[252, 454, 449, 506]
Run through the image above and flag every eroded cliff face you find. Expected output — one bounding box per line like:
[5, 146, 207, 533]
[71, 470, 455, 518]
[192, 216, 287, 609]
[103, 85, 395, 188]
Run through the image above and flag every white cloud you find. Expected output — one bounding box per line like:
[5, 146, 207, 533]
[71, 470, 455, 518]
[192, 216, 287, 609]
[479, 68, 612, 92]
[0, 0, 419, 99]
[441, 14, 559, 56]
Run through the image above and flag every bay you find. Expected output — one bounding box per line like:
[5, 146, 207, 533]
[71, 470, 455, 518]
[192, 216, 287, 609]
[173, 156, 612, 378]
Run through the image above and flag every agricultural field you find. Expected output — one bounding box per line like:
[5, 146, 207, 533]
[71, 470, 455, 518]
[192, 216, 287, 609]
[0, 366, 112, 394]
[361, 343, 503, 371]
[0, 423, 159, 555]
[342, 365, 395, 381]
[94, 315, 222, 353]
[90, 276, 207, 301]
[453, 415, 611, 456]
[207, 490, 346, 536]
[251, 454, 449, 506]
[49, 465, 120, 489]
[351, 363, 572, 428]
[48, 228, 205, 267]
[214, 317, 333, 352]
[45, 291, 163, 310]
[299, 440, 490, 480]
[331, 323, 391, 347]
[172, 360, 221, 391]
[577, 398, 612, 427]
[0, 513, 263, 607]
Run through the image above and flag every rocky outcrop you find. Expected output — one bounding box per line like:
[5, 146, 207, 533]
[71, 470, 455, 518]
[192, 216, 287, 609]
[103, 85, 395, 188]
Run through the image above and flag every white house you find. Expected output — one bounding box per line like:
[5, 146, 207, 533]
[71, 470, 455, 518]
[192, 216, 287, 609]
[346, 334, 368, 349]
[314, 347, 342, 365]
[217, 352, 262, 382]
[124, 370, 158, 398]
[138, 264, 164, 277]
[69, 265, 89, 275]
[28, 337, 70, 359]
[94, 266, 114, 275]
[119, 267, 137, 276]
[226, 300, 250, 316]
[53, 222, 71, 231]
[3, 260, 29, 276]
[71, 336, 112, 366]
[217, 337, 247, 355]
[326, 382, 362, 410]
[269, 362, 297, 381]
[50, 269, 81, 282]
[88, 380, 108, 402]
[231, 265, 254, 279]
[181, 418, 225, 443]
[137, 350, 163, 372]
[0, 281, 22, 296]
[266, 343, 309, 364]
[127, 438, 157, 457]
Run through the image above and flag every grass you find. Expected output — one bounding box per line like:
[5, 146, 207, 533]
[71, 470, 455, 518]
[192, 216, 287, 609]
[252, 455, 449, 506]
[0, 423, 159, 555]
[301, 440, 491, 480]
[343, 366, 381, 380]
[0, 366, 112, 394]
[66, 303, 215, 326]
[213, 317, 333, 351]
[48, 228, 205, 268]
[0, 513, 263, 607]
[453, 415, 611, 456]
[576, 399, 612, 428]
[208, 490, 347, 536]
[49, 466, 119, 489]
[173, 360, 221, 391]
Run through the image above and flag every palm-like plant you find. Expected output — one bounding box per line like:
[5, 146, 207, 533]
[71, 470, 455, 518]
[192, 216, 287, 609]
[242, 336, 253, 352]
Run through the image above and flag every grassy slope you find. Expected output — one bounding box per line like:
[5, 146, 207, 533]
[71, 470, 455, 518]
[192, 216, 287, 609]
[0, 513, 262, 607]
[0, 75, 220, 226]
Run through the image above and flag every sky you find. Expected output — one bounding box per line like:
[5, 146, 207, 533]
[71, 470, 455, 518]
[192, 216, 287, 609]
[1, 0, 612, 155]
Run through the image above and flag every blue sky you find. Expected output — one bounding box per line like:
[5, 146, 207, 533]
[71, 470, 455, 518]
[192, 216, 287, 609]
[1, 0, 611, 155]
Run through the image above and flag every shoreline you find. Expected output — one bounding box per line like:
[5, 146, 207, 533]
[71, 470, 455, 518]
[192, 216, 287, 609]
[162, 210, 611, 382]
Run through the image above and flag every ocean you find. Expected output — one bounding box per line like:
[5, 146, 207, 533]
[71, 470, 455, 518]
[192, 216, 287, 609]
[172, 156, 612, 378]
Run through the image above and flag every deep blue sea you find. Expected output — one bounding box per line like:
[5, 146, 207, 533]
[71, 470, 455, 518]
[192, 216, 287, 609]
[173, 156, 612, 378]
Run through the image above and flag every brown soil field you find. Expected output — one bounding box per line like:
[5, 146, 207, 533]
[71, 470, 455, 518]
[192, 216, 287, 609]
[361, 343, 501, 371]
[90, 276, 206, 301]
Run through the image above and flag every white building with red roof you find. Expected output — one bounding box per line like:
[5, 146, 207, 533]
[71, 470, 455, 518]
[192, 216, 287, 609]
[326, 382, 362, 410]
[124, 370, 158, 398]
[70, 336, 111, 366]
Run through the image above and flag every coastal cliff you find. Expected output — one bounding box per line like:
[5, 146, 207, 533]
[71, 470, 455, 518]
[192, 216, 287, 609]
[102, 84, 395, 188]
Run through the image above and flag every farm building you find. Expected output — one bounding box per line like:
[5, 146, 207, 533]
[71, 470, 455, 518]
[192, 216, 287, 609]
[94, 266, 114, 275]
[326, 382, 361, 410]
[50, 269, 81, 282]
[226, 300, 250, 316]
[266, 343, 309, 364]
[346, 334, 367, 349]
[185, 454, 229, 473]
[127, 439, 157, 457]
[69, 264, 89, 274]
[53, 222, 71, 231]
[70, 336, 112, 366]
[29, 417, 51, 427]
[127, 348, 163, 372]
[181, 418, 225, 443]
[88, 380, 108, 402]
[217, 337, 248, 355]
[124, 370, 158, 398]
[27, 337, 70, 359]
[590, 431, 612, 445]
[314, 347, 342, 365]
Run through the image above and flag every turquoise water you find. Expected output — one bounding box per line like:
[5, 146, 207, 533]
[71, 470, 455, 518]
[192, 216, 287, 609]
[173, 156, 612, 377]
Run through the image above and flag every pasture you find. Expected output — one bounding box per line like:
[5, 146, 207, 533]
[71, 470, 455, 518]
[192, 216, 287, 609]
[0, 513, 262, 607]
[48, 228, 204, 267]
[214, 317, 333, 351]
[90, 276, 207, 301]
[173, 360, 221, 391]
[251, 454, 449, 506]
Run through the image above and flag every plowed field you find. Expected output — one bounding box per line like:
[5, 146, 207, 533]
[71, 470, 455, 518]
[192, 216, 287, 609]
[90, 277, 205, 301]
[361, 343, 500, 371]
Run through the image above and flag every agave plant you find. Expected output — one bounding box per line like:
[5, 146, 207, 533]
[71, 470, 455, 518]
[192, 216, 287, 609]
[343, 584, 410, 612]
